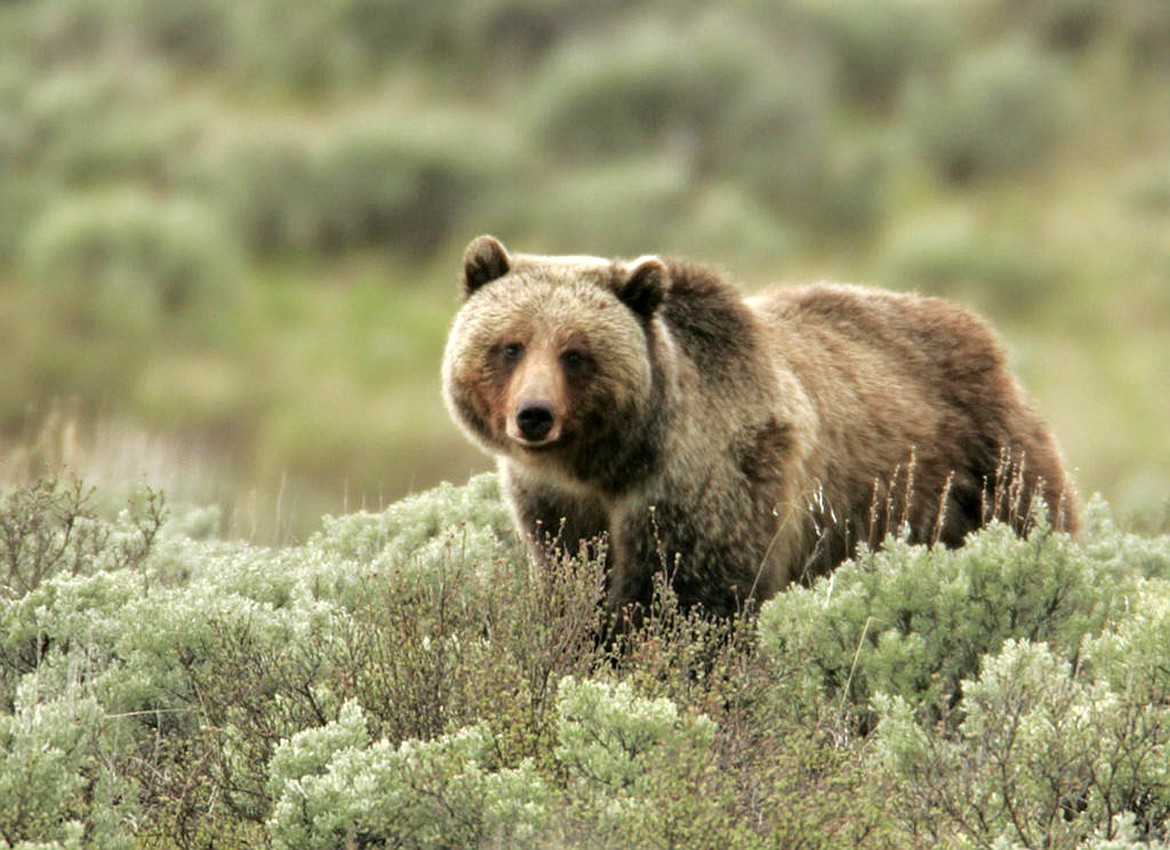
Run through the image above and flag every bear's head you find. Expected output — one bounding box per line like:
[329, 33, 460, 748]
[442, 235, 669, 480]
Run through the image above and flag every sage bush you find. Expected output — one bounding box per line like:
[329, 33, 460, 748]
[2, 476, 1169, 848]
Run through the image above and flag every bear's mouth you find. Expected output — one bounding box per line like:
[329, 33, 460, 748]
[507, 426, 575, 456]
[510, 433, 564, 452]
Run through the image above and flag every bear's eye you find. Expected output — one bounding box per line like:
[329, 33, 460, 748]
[559, 349, 593, 376]
[500, 342, 525, 364]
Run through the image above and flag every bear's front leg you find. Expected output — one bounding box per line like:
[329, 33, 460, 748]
[610, 498, 771, 620]
[500, 464, 609, 563]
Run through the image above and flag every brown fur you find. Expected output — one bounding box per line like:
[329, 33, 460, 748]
[442, 236, 1079, 619]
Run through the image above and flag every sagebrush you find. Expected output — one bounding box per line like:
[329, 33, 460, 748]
[2, 475, 1169, 849]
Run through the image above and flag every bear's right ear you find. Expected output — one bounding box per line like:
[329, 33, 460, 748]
[462, 235, 511, 298]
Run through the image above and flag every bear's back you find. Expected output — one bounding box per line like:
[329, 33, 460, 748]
[749, 283, 1012, 419]
[747, 282, 1076, 563]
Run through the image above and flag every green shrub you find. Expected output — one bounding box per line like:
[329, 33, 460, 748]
[264, 677, 731, 849]
[875, 634, 1170, 846]
[317, 486, 605, 755]
[1012, 0, 1107, 51]
[3, 474, 1169, 848]
[4, 62, 195, 188]
[492, 157, 692, 256]
[527, 15, 756, 164]
[452, 0, 629, 68]
[115, 0, 236, 69]
[267, 709, 549, 849]
[757, 520, 1134, 733]
[1127, 160, 1170, 216]
[196, 114, 509, 257]
[312, 113, 508, 256]
[0, 170, 53, 268]
[555, 676, 716, 793]
[1115, 0, 1170, 70]
[554, 676, 730, 847]
[551, 670, 892, 849]
[220, 0, 365, 94]
[0, 62, 198, 265]
[21, 192, 243, 341]
[0, 65, 51, 264]
[0, 476, 163, 598]
[1081, 593, 1170, 836]
[908, 40, 1075, 183]
[668, 183, 800, 268]
[0, 0, 120, 70]
[877, 215, 1068, 311]
[337, 0, 457, 62]
[0, 684, 138, 849]
[507, 121, 865, 258]
[522, 8, 895, 236]
[811, 138, 894, 236]
[715, 60, 832, 219]
[222, 0, 617, 95]
[762, 504, 1170, 844]
[187, 123, 320, 256]
[793, 0, 962, 110]
[526, 9, 830, 203]
[312, 473, 512, 569]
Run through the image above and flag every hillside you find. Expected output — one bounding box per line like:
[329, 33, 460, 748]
[0, 0, 1167, 536]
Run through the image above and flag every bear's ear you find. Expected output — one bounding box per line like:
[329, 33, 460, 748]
[462, 235, 511, 298]
[618, 256, 669, 320]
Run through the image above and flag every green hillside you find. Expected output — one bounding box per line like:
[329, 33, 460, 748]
[1, 0, 1168, 536]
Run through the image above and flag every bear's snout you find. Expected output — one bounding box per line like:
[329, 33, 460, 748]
[515, 400, 557, 443]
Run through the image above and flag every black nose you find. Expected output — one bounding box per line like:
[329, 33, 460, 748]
[516, 401, 556, 441]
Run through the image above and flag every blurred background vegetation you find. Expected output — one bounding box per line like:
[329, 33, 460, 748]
[0, 0, 1167, 539]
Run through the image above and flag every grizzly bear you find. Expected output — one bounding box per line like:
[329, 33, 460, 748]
[442, 235, 1078, 619]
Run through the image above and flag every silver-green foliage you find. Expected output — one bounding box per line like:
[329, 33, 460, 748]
[1, 474, 513, 845]
[756, 496, 1170, 845]
[4, 474, 1170, 848]
[0, 683, 136, 850]
[312, 473, 512, 566]
[267, 703, 550, 849]
[875, 630, 1170, 848]
[21, 191, 241, 341]
[908, 39, 1075, 183]
[757, 502, 1163, 730]
[266, 676, 718, 849]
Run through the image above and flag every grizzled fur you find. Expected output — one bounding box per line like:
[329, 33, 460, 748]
[442, 235, 1078, 619]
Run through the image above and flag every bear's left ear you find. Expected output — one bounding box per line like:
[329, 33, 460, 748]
[462, 235, 511, 298]
[619, 257, 669, 320]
